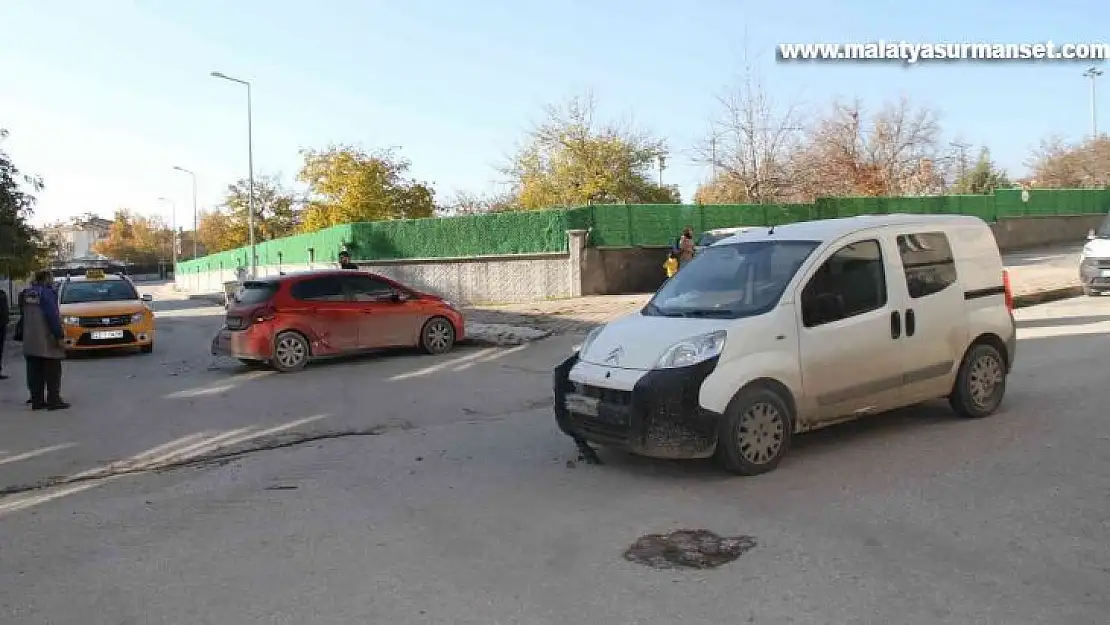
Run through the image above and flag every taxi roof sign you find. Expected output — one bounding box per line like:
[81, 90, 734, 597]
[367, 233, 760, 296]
[85, 268, 106, 279]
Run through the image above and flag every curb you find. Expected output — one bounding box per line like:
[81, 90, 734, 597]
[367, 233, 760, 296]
[1013, 286, 1084, 309]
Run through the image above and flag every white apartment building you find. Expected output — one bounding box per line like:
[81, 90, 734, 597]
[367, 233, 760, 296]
[44, 217, 113, 261]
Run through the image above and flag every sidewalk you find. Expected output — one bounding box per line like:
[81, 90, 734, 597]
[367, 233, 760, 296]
[463, 243, 1086, 336]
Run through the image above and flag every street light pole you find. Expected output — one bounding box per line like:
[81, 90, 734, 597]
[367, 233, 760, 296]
[172, 165, 198, 259]
[210, 71, 256, 278]
[1083, 66, 1103, 139]
[158, 197, 177, 276]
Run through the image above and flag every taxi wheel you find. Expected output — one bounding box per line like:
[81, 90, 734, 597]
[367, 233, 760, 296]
[420, 317, 455, 355]
[272, 331, 310, 373]
[715, 385, 794, 476]
[140, 344, 154, 354]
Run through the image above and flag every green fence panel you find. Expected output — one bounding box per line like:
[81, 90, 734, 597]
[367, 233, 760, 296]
[176, 188, 1110, 272]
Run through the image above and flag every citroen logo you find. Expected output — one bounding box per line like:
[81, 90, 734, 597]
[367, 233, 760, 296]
[604, 346, 623, 364]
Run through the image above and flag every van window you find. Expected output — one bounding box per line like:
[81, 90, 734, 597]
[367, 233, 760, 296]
[896, 232, 957, 298]
[644, 240, 820, 319]
[290, 276, 346, 301]
[801, 239, 887, 327]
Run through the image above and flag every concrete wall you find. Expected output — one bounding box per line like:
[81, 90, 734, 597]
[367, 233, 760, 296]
[989, 214, 1104, 250]
[175, 215, 1101, 304]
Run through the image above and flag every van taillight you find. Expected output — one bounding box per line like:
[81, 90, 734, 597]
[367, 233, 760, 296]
[1002, 270, 1014, 311]
[253, 306, 276, 323]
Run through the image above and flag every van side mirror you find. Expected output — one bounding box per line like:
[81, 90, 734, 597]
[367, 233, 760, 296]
[141, 294, 154, 302]
[1088, 229, 1097, 240]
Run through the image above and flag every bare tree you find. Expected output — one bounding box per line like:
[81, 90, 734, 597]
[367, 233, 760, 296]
[693, 73, 807, 204]
[798, 96, 945, 197]
[1026, 135, 1110, 188]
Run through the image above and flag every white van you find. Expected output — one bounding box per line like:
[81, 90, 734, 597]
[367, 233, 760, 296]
[553, 214, 1017, 475]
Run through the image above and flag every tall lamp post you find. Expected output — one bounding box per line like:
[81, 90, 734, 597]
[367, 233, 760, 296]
[1083, 66, 1103, 139]
[172, 165, 198, 259]
[157, 197, 177, 277]
[210, 70, 256, 278]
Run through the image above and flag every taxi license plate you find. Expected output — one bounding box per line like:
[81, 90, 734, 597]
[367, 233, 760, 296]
[564, 393, 599, 417]
[91, 330, 124, 340]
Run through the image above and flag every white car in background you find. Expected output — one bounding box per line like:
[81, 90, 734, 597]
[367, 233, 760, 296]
[1079, 214, 1110, 296]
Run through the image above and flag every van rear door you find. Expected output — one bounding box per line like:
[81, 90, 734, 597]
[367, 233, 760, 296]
[888, 230, 968, 403]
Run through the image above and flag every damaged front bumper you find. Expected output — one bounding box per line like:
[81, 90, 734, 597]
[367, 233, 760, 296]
[553, 353, 723, 459]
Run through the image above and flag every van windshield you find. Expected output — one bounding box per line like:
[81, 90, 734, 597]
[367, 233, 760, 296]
[644, 240, 820, 319]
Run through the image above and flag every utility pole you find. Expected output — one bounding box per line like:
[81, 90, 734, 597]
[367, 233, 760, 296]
[172, 166, 198, 259]
[210, 71, 257, 278]
[657, 154, 666, 186]
[1083, 66, 1103, 139]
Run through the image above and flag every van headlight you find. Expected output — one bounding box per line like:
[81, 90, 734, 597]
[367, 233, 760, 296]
[655, 330, 727, 369]
[574, 326, 603, 354]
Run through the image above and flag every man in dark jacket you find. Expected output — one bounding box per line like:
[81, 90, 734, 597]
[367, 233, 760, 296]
[20, 270, 69, 410]
[0, 287, 8, 380]
[338, 250, 358, 270]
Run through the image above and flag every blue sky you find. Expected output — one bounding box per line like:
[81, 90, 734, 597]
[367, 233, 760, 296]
[0, 0, 1105, 228]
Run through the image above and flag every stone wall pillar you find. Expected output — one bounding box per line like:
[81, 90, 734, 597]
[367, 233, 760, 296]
[566, 229, 588, 297]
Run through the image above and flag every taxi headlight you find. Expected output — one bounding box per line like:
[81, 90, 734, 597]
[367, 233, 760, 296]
[131, 312, 145, 323]
[655, 330, 727, 369]
[62, 316, 80, 325]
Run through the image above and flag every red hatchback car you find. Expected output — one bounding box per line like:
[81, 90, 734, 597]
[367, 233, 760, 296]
[210, 270, 465, 372]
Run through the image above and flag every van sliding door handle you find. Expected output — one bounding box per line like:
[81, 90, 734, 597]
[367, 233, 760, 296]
[890, 310, 901, 339]
[905, 309, 916, 337]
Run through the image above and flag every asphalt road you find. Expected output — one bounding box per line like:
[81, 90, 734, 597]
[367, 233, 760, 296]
[1, 289, 1108, 624]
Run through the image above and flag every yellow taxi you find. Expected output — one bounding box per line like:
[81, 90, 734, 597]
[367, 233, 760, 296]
[56, 269, 156, 354]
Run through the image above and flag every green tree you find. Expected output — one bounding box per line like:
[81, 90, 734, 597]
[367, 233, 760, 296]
[952, 147, 1011, 194]
[297, 146, 435, 232]
[505, 93, 680, 210]
[222, 174, 299, 242]
[0, 128, 48, 278]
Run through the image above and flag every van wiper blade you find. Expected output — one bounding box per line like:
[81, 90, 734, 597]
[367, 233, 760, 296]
[643, 303, 685, 317]
[676, 308, 734, 317]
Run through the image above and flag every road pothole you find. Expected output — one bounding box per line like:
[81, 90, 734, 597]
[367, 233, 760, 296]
[623, 529, 756, 570]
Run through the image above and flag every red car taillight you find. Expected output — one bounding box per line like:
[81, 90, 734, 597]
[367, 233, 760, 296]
[1002, 269, 1014, 311]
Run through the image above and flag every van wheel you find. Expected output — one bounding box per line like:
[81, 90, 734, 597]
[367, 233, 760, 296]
[420, 317, 455, 354]
[272, 331, 310, 373]
[949, 343, 1006, 418]
[715, 386, 794, 476]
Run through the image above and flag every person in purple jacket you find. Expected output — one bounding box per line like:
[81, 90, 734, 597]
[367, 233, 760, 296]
[18, 270, 69, 410]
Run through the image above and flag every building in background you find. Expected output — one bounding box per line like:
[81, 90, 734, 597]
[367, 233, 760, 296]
[43, 216, 113, 261]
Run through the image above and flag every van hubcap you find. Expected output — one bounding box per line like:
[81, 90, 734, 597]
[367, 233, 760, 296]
[968, 353, 1002, 408]
[425, 321, 452, 352]
[275, 336, 306, 368]
[738, 402, 784, 465]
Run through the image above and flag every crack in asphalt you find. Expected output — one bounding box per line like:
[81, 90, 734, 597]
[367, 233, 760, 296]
[0, 427, 394, 498]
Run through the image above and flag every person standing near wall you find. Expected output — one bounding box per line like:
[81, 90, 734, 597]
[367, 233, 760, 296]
[677, 227, 696, 268]
[0, 287, 9, 380]
[338, 250, 358, 270]
[19, 270, 69, 410]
